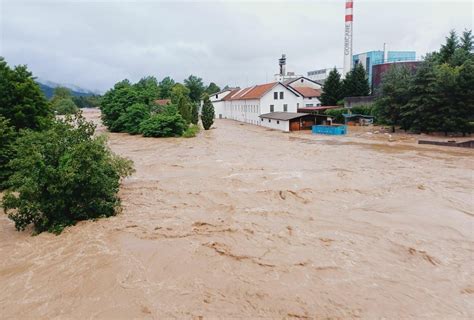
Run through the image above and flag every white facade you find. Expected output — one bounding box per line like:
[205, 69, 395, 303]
[260, 118, 290, 131]
[209, 78, 323, 131]
[307, 68, 343, 84]
[210, 89, 234, 119]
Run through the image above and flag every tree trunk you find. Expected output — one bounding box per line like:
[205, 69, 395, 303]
[391, 125, 395, 133]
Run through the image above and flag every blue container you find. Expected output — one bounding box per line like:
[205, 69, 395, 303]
[312, 125, 347, 135]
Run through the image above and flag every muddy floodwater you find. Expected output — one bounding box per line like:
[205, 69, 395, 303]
[1, 109, 473, 319]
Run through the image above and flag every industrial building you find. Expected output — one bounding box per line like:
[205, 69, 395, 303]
[353, 50, 416, 87]
[307, 68, 343, 84]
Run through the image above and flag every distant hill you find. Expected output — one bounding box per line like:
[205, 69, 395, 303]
[37, 80, 99, 99]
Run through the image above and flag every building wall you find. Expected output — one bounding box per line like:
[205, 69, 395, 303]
[353, 50, 416, 87]
[260, 118, 290, 131]
[260, 84, 299, 114]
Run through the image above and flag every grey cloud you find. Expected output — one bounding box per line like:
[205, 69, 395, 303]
[1, 0, 472, 92]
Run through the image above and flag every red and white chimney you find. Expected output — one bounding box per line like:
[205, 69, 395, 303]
[343, 0, 354, 77]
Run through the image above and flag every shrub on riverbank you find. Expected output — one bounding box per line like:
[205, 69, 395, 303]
[2, 112, 134, 234]
[139, 112, 187, 137]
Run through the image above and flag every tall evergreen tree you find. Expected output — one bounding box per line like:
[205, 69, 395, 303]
[455, 59, 474, 135]
[439, 30, 459, 64]
[460, 29, 473, 53]
[342, 63, 371, 97]
[400, 61, 439, 132]
[320, 68, 343, 105]
[375, 65, 413, 132]
[201, 94, 214, 130]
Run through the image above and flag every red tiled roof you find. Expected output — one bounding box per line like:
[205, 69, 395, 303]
[228, 82, 278, 101]
[293, 87, 321, 98]
[222, 88, 242, 101]
[154, 99, 171, 106]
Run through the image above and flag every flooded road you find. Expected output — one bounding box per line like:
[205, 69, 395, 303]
[1, 109, 473, 319]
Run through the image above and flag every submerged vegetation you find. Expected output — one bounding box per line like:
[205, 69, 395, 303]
[0, 57, 134, 234]
[100, 74, 219, 137]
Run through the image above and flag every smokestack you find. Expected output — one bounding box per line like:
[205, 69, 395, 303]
[343, 0, 353, 77]
[383, 43, 388, 63]
[279, 54, 286, 76]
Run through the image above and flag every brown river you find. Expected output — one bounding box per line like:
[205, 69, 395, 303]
[1, 108, 473, 319]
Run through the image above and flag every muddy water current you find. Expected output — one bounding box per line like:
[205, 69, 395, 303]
[1, 109, 473, 319]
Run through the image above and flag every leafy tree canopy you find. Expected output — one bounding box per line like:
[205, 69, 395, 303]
[206, 82, 221, 95]
[184, 75, 205, 102]
[0, 57, 52, 131]
[2, 112, 134, 234]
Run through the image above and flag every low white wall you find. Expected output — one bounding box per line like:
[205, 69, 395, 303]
[260, 118, 289, 132]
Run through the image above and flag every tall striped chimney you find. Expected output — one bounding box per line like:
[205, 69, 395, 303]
[343, 0, 354, 77]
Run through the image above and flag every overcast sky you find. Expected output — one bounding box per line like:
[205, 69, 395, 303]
[0, 0, 472, 92]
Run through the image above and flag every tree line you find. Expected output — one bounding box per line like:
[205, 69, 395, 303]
[0, 57, 134, 234]
[376, 29, 473, 134]
[100, 75, 217, 138]
[320, 63, 371, 106]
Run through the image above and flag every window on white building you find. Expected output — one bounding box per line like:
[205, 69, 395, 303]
[277, 120, 280, 124]
[283, 104, 288, 112]
[270, 105, 274, 112]
[280, 92, 284, 99]
[274, 92, 278, 100]
[306, 104, 313, 107]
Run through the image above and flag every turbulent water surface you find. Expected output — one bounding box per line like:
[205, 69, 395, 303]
[1, 109, 473, 319]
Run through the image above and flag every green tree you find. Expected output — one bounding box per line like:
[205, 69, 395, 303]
[52, 98, 79, 115]
[320, 68, 343, 105]
[134, 76, 160, 105]
[201, 94, 214, 130]
[73, 95, 101, 109]
[139, 110, 187, 137]
[455, 59, 474, 135]
[342, 63, 370, 97]
[170, 83, 191, 104]
[100, 79, 139, 132]
[117, 103, 150, 135]
[206, 82, 221, 95]
[158, 76, 175, 99]
[0, 57, 52, 131]
[460, 29, 473, 53]
[401, 61, 439, 132]
[190, 102, 199, 125]
[177, 95, 192, 123]
[0, 116, 16, 189]
[439, 30, 459, 64]
[2, 112, 134, 234]
[374, 65, 413, 132]
[184, 75, 205, 102]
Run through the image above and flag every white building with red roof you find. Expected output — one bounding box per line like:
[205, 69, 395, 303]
[210, 77, 323, 131]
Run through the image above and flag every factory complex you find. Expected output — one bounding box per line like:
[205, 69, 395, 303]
[209, 0, 418, 132]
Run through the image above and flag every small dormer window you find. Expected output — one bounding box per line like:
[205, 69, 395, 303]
[215, 94, 218, 99]
[300, 79, 304, 83]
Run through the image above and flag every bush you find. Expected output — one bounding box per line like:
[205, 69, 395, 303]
[53, 98, 79, 115]
[182, 124, 200, 138]
[117, 103, 150, 134]
[324, 108, 346, 123]
[0, 116, 16, 189]
[139, 113, 186, 137]
[1, 112, 134, 234]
